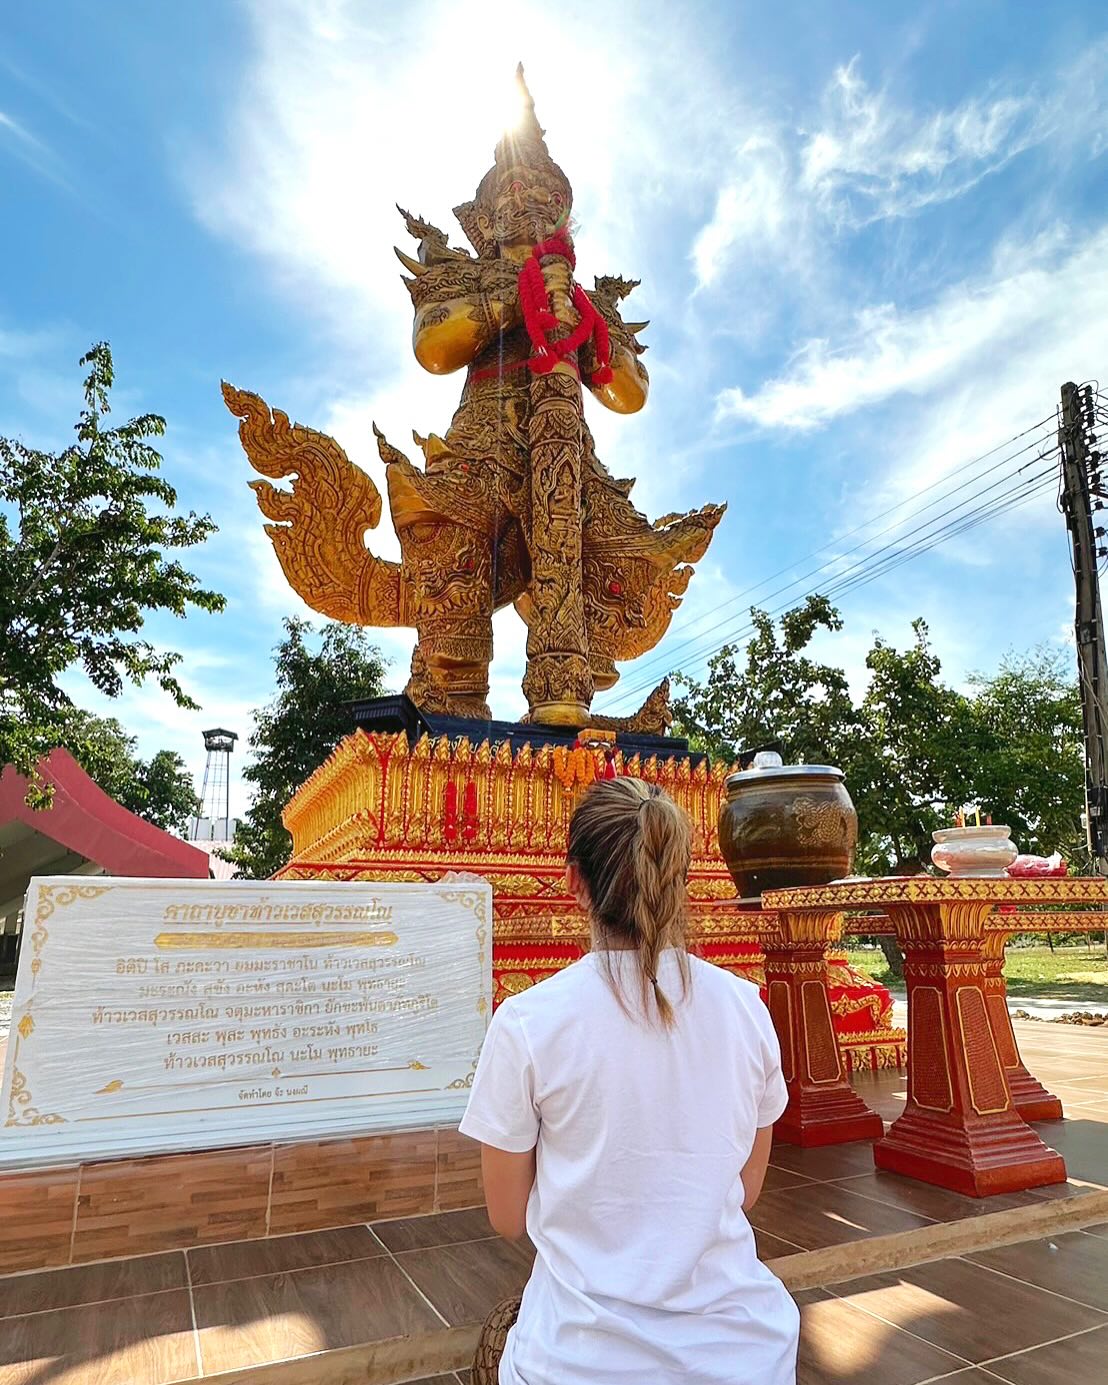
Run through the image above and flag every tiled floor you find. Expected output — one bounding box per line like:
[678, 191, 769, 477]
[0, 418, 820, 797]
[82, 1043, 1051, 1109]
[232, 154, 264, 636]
[802, 1230, 1108, 1384]
[0, 1020, 1101, 1383]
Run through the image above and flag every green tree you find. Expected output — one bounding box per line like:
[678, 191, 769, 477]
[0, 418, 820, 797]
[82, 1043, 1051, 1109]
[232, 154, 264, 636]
[674, 601, 1087, 979]
[967, 650, 1086, 866]
[229, 618, 389, 879]
[0, 343, 225, 793]
[46, 707, 198, 834]
[850, 621, 980, 875]
[673, 595, 861, 768]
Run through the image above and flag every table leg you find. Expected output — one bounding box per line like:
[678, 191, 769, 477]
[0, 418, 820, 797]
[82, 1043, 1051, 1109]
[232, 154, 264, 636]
[763, 912, 884, 1147]
[982, 931, 1063, 1123]
[875, 903, 1066, 1196]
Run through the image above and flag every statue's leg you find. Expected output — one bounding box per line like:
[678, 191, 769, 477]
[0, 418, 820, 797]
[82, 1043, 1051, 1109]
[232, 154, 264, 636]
[412, 616, 493, 718]
[523, 368, 593, 724]
[401, 525, 494, 720]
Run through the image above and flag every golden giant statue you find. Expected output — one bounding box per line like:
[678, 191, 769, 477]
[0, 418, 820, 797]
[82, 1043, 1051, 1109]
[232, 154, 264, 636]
[224, 69, 723, 728]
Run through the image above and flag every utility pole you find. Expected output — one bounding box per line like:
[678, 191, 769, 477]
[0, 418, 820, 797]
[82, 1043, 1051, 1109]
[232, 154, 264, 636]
[1060, 381, 1108, 873]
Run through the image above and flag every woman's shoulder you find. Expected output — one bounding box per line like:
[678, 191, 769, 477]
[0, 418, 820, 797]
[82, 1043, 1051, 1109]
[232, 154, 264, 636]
[687, 955, 767, 1014]
[499, 955, 605, 1019]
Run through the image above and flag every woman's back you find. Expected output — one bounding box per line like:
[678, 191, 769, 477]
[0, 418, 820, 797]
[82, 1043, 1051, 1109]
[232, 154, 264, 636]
[460, 777, 799, 1383]
[461, 949, 799, 1382]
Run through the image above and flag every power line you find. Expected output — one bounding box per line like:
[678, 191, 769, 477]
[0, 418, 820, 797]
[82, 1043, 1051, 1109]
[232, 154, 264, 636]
[597, 421, 1057, 704]
[609, 414, 1056, 681]
[598, 428, 1059, 710]
[653, 467, 1060, 707]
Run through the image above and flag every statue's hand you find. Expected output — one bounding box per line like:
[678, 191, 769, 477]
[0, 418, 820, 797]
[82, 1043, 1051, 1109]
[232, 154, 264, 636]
[584, 274, 650, 413]
[539, 255, 579, 330]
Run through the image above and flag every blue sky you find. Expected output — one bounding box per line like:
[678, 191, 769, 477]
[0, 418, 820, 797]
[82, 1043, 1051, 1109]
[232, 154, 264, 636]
[3, 2, 1107, 815]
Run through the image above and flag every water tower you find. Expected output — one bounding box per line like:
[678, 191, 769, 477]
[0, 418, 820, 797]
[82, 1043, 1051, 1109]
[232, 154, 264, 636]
[191, 727, 238, 843]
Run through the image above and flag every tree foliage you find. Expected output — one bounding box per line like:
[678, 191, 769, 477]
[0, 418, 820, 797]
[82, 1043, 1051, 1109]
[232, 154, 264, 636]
[0, 343, 225, 789]
[674, 596, 1087, 875]
[47, 708, 199, 834]
[229, 619, 389, 880]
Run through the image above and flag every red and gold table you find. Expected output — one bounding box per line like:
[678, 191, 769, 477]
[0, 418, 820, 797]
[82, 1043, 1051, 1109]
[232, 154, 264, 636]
[762, 877, 1108, 1196]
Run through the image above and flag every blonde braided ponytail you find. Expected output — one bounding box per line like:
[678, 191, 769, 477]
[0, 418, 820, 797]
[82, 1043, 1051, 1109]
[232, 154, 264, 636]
[567, 777, 692, 1026]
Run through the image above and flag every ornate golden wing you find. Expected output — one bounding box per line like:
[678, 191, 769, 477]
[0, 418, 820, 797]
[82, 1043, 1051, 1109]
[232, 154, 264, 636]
[582, 465, 725, 675]
[222, 383, 404, 627]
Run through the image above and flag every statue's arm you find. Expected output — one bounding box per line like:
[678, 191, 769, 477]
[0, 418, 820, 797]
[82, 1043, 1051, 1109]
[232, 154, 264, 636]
[400, 257, 520, 376]
[581, 277, 651, 415]
[586, 336, 650, 415]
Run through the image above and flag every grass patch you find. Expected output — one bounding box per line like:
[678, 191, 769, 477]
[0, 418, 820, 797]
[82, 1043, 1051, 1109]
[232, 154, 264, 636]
[844, 948, 897, 988]
[845, 943, 1108, 1005]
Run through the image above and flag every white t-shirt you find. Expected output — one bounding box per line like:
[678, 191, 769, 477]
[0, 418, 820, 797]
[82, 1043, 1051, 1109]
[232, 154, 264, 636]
[459, 949, 800, 1385]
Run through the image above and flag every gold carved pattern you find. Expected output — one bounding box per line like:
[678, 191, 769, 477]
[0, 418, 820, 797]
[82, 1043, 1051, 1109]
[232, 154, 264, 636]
[985, 991, 1020, 1069]
[908, 987, 953, 1113]
[221, 384, 402, 629]
[281, 728, 737, 864]
[908, 962, 989, 978]
[766, 982, 794, 1082]
[831, 993, 889, 1026]
[766, 877, 1108, 910]
[801, 980, 842, 1084]
[999, 910, 1108, 933]
[764, 908, 843, 949]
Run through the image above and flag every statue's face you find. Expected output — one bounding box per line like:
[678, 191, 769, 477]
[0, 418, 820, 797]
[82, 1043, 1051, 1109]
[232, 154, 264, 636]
[479, 172, 569, 253]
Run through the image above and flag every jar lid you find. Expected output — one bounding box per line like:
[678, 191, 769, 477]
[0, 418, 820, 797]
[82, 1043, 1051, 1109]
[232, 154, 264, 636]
[725, 764, 845, 786]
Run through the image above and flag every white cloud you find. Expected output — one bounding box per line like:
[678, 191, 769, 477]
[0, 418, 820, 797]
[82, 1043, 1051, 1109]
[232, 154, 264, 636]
[0, 109, 72, 192]
[692, 44, 1108, 289]
[716, 222, 1108, 432]
[692, 135, 789, 287]
[183, 0, 725, 363]
[799, 57, 1038, 225]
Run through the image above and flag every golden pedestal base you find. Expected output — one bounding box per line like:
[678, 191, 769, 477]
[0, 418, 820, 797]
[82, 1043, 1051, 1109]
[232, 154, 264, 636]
[278, 729, 903, 1063]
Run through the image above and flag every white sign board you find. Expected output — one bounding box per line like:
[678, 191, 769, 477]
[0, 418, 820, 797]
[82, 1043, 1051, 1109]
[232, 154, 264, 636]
[0, 878, 491, 1168]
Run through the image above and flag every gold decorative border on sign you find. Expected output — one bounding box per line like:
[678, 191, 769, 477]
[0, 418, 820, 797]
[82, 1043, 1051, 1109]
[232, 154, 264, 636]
[153, 930, 398, 950]
[5, 1065, 66, 1127]
[5, 883, 110, 1124]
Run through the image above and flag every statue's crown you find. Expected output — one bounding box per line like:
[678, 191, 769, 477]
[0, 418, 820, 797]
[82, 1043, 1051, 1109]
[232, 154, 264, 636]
[454, 65, 572, 256]
[493, 65, 553, 175]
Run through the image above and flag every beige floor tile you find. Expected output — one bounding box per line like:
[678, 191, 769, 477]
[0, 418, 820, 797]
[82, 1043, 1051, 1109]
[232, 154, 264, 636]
[747, 1180, 934, 1250]
[192, 1255, 443, 1373]
[0, 1288, 197, 1385]
[829, 1171, 1042, 1223]
[766, 1140, 880, 1183]
[983, 1324, 1108, 1383]
[187, 1224, 385, 1286]
[831, 1258, 1104, 1363]
[394, 1238, 534, 1327]
[372, 1206, 496, 1253]
[0, 1251, 186, 1319]
[967, 1229, 1108, 1311]
[797, 1291, 969, 1385]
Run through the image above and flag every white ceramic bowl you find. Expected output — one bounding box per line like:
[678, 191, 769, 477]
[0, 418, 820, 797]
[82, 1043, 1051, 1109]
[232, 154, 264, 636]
[931, 826, 1018, 878]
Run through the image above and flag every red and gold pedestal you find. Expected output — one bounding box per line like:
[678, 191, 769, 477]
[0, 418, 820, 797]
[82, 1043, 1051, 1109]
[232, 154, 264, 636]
[982, 930, 1063, 1123]
[277, 729, 904, 1076]
[878, 924, 1065, 1195]
[763, 910, 885, 1147]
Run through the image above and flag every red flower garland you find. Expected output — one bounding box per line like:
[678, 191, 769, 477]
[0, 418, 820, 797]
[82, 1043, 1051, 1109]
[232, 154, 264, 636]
[517, 232, 613, 387]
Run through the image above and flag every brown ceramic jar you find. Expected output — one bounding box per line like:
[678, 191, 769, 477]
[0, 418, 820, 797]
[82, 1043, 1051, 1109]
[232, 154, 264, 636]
[718, 762, 858, 900]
